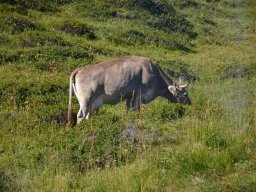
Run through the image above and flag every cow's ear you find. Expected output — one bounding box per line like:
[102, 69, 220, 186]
[168, 85, 177, 95]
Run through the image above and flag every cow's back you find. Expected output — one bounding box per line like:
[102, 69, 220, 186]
[103, 56, 153, 94]
[74, 56, 157, 96]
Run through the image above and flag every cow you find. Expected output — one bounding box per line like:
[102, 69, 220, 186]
[67, 56, 191, 126]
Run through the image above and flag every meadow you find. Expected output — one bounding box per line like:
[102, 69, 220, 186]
[0, 0, 255, 191]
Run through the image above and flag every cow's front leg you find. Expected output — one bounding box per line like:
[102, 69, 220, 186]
[125, 96, 132, 111]
[132, 88, 141, 112]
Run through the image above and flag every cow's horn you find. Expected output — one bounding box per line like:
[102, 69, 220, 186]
[180, 83, 189, 88]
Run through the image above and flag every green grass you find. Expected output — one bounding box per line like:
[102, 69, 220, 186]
[0, 0, 255, 191]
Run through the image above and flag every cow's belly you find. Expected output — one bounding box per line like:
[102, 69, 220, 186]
[103, 94, 122, 104]
[92, 96, 103, 109]
[141, 88, 155, 104]
[92, 93, 125, 109]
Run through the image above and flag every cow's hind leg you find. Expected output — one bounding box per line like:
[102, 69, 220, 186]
[77, 100, 90, 123]
[77, 107, 89, 123]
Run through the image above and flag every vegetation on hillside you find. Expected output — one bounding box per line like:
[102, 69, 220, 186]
[0, 0, 255, 191]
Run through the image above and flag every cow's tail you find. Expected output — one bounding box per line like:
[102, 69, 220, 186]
[67, 69, 78, 127]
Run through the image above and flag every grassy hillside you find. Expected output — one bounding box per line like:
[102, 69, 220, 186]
[0, 0, 255, 191]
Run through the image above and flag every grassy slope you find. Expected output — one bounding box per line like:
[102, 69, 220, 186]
[0, 0, 255, 191]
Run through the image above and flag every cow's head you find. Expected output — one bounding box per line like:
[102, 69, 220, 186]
[167, 83, 191, 104]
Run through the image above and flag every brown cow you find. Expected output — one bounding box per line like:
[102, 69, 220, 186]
[67, 56, 191, 125]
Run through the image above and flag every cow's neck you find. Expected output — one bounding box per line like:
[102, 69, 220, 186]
[156, 65, 174, 87]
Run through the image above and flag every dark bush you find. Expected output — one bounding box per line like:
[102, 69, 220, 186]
[13, 18, 36, 31]
[59, 21, 96, 39]
[147, 15, 197, 38]
[131, 0, 176, 15]
[146, 35, 191, 51]
[108, 28, 192, 51]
